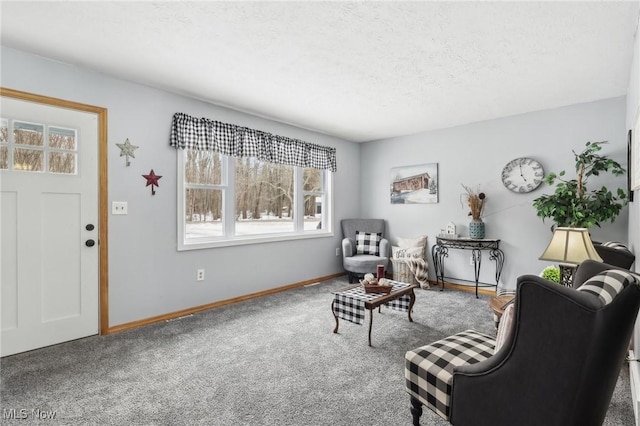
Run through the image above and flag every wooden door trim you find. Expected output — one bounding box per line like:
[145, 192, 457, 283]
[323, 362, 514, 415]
[0, 87, 109, 334]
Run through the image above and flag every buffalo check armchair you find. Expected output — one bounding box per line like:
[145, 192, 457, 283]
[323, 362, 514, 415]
[405, 259, 640, 426]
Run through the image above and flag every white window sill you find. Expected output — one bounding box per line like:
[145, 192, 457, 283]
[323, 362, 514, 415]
[178, 230, 334, 251]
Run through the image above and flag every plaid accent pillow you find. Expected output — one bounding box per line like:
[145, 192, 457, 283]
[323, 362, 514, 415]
[577, 269, 640, 306]
[405, 330, 495, 421]
[356, 231, 382, 256]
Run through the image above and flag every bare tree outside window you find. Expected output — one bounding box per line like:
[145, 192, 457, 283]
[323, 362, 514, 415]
[4, 121, 77, 174]
[49, 127, 77, 174]
[184, 150, 223, 238]
[0, 119, 8, 169]
[303, 167, 323, 230]
[13, 122, 44, 171]
[235, 157, 294, 235]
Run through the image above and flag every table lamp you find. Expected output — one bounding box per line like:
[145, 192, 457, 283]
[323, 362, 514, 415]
[539, 227, 602, 286]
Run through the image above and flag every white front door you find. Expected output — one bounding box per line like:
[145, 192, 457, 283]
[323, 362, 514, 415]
[1, 95, 99, 357]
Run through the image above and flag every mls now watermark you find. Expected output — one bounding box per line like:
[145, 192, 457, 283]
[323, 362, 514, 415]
[3, 408, 57, 420]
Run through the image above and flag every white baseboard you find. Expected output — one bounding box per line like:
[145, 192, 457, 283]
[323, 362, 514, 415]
[629, 350, 640, 426]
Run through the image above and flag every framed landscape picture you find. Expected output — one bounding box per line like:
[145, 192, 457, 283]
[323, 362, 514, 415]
[390, 162, 438, 204]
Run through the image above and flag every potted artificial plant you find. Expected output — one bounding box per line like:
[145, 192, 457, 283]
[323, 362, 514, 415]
[532, 141, 627, 231]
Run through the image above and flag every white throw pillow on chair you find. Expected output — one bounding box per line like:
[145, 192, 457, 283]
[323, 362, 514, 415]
[397, 235, 427, 249]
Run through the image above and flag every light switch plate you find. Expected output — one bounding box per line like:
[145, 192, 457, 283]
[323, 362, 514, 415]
[112, 201, 128, 215]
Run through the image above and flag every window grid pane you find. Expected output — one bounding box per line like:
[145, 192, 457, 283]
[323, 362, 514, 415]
[0, 119, 8, 144]
[303, 194, 322, 230]
[235, 157, 294, 235]
[303, 168, 322, 192]
[0, 146, 8, 169]
[49, 127, 77, 150]
[13, 148, 43, 171]
[14, 122, 44, 147]
[185, 188, 223, 238]
[303, 168, 324, 230]
[48, 152, 77, 174]
[185, 150, 222, 185]
[6, 122, 80, 175]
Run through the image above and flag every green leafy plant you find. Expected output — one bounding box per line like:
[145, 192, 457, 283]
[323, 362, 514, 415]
[540, 266, 560, 284]
[532, 141, 627, 230]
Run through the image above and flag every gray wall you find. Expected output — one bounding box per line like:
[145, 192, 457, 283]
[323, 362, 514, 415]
[1, 43, 634, 327]
[626, 15, 640, 374]
[627, 14, 640, 269]
[1, 46, 361, 326]
[360, 97, 629, 290]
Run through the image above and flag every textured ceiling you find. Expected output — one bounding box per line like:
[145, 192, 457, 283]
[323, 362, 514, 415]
[1, 1, 639, 142]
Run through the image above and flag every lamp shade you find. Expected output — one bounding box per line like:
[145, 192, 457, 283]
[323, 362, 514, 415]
[539, 227, 603, 265]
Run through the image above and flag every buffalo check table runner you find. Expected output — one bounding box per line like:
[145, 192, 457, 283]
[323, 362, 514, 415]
[332, 281, 413, 325]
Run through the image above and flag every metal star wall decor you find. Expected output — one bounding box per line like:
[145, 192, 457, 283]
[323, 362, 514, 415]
[142, 169, 162, 195]
[116, 138, 139, 166]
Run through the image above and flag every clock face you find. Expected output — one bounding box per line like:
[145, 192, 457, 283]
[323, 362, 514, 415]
[501, 157, 544, 193]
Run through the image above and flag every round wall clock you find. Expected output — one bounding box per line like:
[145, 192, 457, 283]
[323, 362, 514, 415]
[501, 157, 544, 193]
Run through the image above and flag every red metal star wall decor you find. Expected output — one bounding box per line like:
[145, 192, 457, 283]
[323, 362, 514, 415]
[142, 169, 162, 195]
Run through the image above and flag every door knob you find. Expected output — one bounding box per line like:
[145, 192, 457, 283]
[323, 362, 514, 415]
[85, 239, 96, 247]
[86, 224, 95, 231]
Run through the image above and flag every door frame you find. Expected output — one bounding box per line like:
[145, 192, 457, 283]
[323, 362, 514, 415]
[1, 87, 109, 334]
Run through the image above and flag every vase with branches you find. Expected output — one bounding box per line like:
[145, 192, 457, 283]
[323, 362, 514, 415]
[462, 184, 487, 238]
[532, 141, 627, 231]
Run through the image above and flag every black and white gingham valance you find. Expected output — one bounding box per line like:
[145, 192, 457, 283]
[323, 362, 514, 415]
[169, 112, 337, 172]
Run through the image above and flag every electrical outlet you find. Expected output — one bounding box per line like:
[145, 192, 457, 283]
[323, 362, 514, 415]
[335, 247, 341, 256]
[196, 269, 205, 281]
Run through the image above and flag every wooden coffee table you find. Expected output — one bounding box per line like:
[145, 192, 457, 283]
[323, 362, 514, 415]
[332, 282, 417, 346]
[489, 294, 515, 327]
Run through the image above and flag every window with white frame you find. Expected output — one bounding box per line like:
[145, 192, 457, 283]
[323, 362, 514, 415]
[178, 150, 331, 249]
[172, 113, 334, 250]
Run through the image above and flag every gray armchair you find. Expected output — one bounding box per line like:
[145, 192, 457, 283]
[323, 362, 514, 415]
[341, 219, 389, 283]
[405, 259, 640, 425]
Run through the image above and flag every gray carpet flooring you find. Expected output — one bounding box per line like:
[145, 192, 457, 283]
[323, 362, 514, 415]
[0, 276, 635, 425]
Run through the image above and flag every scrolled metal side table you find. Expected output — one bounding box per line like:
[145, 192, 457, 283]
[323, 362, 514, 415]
[431, 236, 505, 298]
